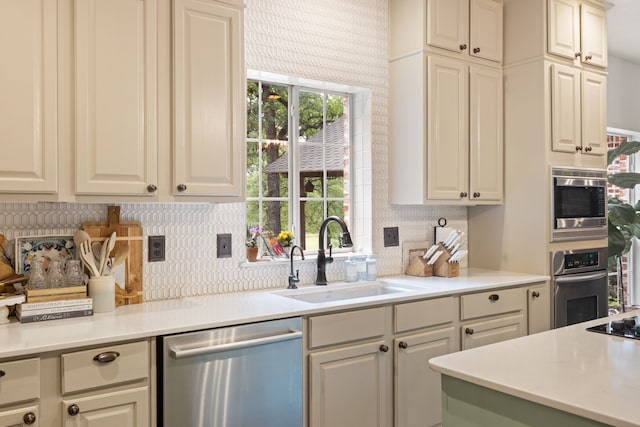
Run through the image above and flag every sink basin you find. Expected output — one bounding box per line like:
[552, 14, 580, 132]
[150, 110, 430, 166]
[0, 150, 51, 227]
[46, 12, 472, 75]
[274, 282, 421, 304]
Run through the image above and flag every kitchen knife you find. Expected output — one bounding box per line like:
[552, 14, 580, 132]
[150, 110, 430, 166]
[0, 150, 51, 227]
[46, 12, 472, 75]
[442, 230, 458, 247]
[427, 251, 443, 265]
[423, 244, 439, 259]
[450, 243, 461, 255]
[446, 231, 464, 250]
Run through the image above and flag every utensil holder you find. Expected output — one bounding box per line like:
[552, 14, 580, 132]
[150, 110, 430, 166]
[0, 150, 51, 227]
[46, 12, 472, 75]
[405, 257, 433, 277]
[432, 243, 460, 277]
[89, 276, 115, 313]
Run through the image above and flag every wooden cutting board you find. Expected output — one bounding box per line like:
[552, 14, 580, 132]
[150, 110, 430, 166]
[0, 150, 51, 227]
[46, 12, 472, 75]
[82, 206, 143, 306]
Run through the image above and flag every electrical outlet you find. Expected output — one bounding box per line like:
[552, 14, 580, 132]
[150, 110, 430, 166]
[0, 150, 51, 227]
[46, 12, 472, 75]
[383, 227, 399, 247]
[217, 234, 232, 258]
[148, 236, 165, 262]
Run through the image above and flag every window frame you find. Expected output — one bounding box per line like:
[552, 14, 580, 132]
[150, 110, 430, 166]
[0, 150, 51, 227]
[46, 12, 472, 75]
[246, 79, 354, 255]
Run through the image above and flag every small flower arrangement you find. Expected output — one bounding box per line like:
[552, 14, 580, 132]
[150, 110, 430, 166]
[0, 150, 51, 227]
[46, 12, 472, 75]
[246, 226, 263, 248]
[277, 230, 295, 247]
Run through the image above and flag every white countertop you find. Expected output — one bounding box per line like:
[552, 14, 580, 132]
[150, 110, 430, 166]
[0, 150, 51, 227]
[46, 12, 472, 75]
[430, 310, 640, 427]
[0, 268, 547, 359]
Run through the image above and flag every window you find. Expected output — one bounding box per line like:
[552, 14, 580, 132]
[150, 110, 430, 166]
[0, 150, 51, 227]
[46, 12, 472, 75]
[246, 80, 352, 254]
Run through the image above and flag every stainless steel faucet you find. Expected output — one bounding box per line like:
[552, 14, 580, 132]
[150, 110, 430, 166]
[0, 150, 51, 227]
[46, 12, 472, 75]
[288, 245, 305, 289]
[315, 216, 353, 285]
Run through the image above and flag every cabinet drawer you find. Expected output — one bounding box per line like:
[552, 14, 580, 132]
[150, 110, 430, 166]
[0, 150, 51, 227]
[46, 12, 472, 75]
[460, 288, 525, 320]
[61, 340, 149, 394]
[394, 296, 457, 333]
[308, 307, 386, 349]
[0, 358, 39, 405]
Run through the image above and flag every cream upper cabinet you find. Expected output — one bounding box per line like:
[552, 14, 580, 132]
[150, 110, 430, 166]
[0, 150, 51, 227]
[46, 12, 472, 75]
[0, 0, 58, 194]
[74, 0, 158, 196]
[427, 56, 469, 201]
[427, 0, 502, 62]
[551, 63, 606, 155]
[547, 0, 607, 68]
[469, 65, 503, 201]
[172, 0, 245, 199]
[391, 0, 502, 63]
[389, 54, 503, 205]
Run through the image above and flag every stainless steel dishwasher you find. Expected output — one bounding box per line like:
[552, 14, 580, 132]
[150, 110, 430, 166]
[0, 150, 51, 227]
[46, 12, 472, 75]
[159, 317, 303, 427]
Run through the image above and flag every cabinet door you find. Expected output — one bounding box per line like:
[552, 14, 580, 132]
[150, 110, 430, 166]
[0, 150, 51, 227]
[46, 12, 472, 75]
[0, 405, 39, 427]
[426, 0, 469, 54]
[461, 313, 525, 350]
[580, 4, 607, 68]
[581, 72, 606, 155]
[469, 66, 502, 202]
[173, 0, 245, 198]
[0, 0, 57, 193]
[469, 0, 503, 62]
[75, 0, 158, 196]
[63, 386, 148, 427]
[395, 327, 459, 427]
[551, 63, 581, 153]
[427, 57, 468, 200]
[528, 283, 551, 334]
[309, 341, 389, 427]
[547, 0, 580, 61]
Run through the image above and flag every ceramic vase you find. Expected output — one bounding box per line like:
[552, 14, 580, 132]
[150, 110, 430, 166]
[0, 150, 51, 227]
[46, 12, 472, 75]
[246, 247, 259, 262]
[89, 276, 115, 313]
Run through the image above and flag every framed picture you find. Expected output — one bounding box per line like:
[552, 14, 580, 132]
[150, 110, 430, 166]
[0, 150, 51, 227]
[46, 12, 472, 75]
[15, 235, 77, 274]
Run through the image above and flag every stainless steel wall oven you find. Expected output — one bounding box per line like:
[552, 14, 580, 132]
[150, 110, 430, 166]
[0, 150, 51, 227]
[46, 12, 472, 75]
[551, 166, 607, 242]
[552, 247, 608, 328]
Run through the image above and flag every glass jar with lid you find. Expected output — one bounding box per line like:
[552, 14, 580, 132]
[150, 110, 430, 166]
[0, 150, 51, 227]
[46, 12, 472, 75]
[27, 259, 48, 290]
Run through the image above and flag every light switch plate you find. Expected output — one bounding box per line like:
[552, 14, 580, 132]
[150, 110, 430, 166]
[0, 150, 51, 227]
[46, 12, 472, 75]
[384, 227, 399, 247]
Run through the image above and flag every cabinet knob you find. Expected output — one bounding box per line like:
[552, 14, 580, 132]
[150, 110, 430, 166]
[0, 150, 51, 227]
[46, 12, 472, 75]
[584, 146, 592, 152]
[459, 43, 467, 51]
[575, 145, 583, 152]
[585, 54, 592, 61]
[177, 184, 188, 192]
[379, 344, 389, 353]
[460, 192, 468, 198]
[68, 404, 80, 416]
[465, 328, 474, 335]
[574, 52, 582, 58]
[488, 294, 500, 301]
[532, 291, 540, 298]
[23, 412, 36, 425]
[147, 184, 157, 193]
[0, 370, 5, 378]
[93, 351, 120, 364]
[473, 47, 480, 53]
[473, 192, 480, 198]
[398, 341, 408, 349]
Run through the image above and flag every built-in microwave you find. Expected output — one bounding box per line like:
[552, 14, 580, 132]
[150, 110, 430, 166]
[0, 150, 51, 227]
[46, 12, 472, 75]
[551, 166, 607, 242]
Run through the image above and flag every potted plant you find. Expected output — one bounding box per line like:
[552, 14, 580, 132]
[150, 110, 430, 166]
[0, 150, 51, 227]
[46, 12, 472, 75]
[246, 226, 263, 262]
[607, 139, 640, 310]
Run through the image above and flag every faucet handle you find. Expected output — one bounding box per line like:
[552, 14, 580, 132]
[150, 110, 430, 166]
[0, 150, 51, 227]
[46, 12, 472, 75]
[326, 244, 334, 264]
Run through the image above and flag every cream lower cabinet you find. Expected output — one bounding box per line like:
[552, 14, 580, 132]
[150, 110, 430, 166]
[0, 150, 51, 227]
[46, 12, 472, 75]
[0, 358, 40, 427]
[309, 341, 389, 427]
[0, 405, 39, 427]
[62, 387, 148, 426]
[460, 287, 527, 350]
[527, 282, 551, 334]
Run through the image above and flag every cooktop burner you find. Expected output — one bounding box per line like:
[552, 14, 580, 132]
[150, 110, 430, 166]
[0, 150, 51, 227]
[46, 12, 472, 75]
[586, 316, 640, 340]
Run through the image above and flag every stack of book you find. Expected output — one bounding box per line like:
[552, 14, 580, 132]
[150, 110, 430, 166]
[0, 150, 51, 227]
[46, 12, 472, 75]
[16, 298, 93, 323]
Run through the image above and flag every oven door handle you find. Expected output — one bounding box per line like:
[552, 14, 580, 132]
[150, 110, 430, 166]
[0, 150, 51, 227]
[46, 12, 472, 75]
[555, 271, 608, 283]
[169, 330, 303, 359]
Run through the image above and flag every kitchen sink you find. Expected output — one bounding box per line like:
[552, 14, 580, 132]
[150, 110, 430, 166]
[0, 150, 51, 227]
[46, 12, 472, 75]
[273, 281, 421, 304]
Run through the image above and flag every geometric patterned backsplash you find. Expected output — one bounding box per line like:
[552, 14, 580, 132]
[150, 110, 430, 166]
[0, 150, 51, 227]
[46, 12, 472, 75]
[0, 201, 466, 301]
[0, 0, 470, 302]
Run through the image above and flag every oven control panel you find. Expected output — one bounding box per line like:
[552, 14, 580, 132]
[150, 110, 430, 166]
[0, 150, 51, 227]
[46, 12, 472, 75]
[552, 247, 607, 276]
[564, 251, 599, 269]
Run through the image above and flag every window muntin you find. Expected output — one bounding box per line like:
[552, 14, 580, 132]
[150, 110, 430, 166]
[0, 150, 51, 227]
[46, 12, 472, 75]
[246, 80, 351, 254]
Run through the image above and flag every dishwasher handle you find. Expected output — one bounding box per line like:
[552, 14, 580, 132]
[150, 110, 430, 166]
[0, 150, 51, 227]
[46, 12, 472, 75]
[169, 329, 302, 359]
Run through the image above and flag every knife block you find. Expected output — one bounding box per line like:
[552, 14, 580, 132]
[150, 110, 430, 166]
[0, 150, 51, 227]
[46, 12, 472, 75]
[432, 243, 459, 277]
[404, 256, 433, 277]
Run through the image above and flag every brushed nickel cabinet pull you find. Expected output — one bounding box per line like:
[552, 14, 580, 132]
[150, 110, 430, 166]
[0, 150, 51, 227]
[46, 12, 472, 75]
[68, 404, 80, 416]
[398, 341, 408, 349]
[465, 328, 474, 335]
[23, 412, 36, 425]
[532, 291, 540, 298]
[0, 370, 5, 378]
[459, 43, 467, 50]
[488, 294, 499, 301]
[177, 184, 187, 192]
[379, 344, 389, 353]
